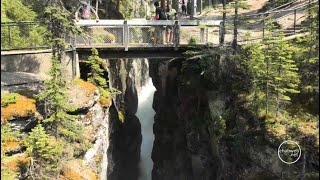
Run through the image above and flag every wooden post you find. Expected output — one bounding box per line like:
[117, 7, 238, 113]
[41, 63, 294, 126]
[124, 20, 129, 51]
[174, 20, 180, 50]
[200, 27, 205, 43]
[293, 9, 297, 34]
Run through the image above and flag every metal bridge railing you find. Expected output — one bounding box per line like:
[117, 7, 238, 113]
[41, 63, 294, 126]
[74, 20, 222, 50]
[1, 22, 49, 50]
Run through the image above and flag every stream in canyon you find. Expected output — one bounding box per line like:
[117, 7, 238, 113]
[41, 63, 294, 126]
[136, 78, 156, 180]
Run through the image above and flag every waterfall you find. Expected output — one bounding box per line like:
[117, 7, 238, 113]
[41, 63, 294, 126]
[137, 78, 156, 180]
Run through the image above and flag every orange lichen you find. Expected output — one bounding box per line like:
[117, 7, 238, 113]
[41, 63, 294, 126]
[2, 141, 20, 153]
[1, 95, 36, 124]
[99, 96, 112, 108]
[60, 160, 98, 180]
[73, 79, 97, 96]
[60, 167, 82, 180]
[2, 154, 29, 172]
[83, 169, 98, 180]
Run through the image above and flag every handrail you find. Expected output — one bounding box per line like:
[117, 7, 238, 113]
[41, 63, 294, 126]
[265, 0, 301, 13]
[244, 0, 318, 17]
[75, 19, 222, 27]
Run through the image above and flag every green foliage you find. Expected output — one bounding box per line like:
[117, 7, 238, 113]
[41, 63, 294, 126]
[0, 0, 47, 50]
[188, 37, 197, 45]
[263, 21, 300, 116]
[87, 48, 122, 108]
[291, 4, 319, 114]
[1, 0, 36, 22]
[1, 123, 20, 155]
[1, 93, 19, 107]
[87, 48, 107, 88]
[1, 168, 17, 180]
[42, 5, 81, 49]
[118, 109, 125, 123]
[36, 56, 82, 142]
[241, 42, 266, 116]
[24, 124, 63, 179]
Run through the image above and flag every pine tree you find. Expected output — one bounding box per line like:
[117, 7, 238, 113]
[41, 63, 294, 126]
[293, 4, 319, 114]
[25, 124, 63, 179]
[36, 56, 82, 142]
[242, 42, 266, 117]
[87, 48, 108, 88]
[86, 48, 121, 107]
[36, 2, 83, 141]
[263, 20, 300, 117]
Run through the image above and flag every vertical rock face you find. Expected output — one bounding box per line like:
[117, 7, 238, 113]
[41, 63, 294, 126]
[149, 58, 224, 180]
[149, 59, 194, 180]
[105, 58, 149, 180]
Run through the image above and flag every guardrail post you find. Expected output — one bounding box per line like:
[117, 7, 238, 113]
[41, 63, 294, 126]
[71, 34, 77, 78]
[219, 22, 223, 46]
[124, 20, 129, 51]
[8, 26, 11, 47]
[174, 20, 180, 50]
[293, 9, 297, 34]
[200, 27, 205, 44]
[262, 17, 265, 39]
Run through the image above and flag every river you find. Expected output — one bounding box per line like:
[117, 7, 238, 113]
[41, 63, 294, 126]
[137, 78, 156, 180]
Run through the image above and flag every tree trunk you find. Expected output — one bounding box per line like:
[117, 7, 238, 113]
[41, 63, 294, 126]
[220, 0, 226, 45]
[117, 0, 120, 11]
[265, 50, 269, 120]
[232, 0, 238, 54]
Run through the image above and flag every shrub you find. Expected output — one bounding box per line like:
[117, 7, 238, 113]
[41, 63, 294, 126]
[1, 123, 20, 153]
[1, 93, 19, 107]
[188, 37, 197, 45]
[118, 110, 125, 123]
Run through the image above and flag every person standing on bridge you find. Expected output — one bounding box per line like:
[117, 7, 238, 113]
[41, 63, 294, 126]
[181, 0, 187, 15]
[166, 5, 177, 44]
[75, 1, 99, 45]
[75, 1, 99, 21]
[153, 1, 167, 44]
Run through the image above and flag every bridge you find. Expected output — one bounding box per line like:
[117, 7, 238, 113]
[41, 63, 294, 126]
[1, 1, 315, 85]
[71, 19, 222, 51]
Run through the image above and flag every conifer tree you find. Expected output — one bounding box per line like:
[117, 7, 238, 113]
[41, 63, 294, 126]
[263, 20, 300, 117]
[36, 2, 82, 141]
[242, 42, 266, 117]
[87, 48, 108, 89]
[293, 4, 319, 114]
[25, 124, 62, 179]
[86, 48, 121, 106]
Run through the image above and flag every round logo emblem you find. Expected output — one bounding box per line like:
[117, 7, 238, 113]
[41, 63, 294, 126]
[278, 140, 301, 164]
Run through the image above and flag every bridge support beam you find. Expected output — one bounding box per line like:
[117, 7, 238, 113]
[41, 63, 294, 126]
[124, 20, 129, 51]
[174, 21, 180, 50]
[71, 34, 80, 79]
